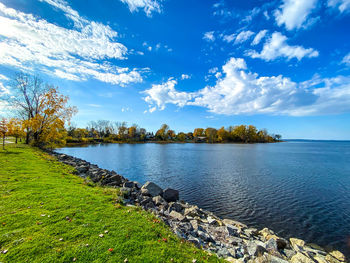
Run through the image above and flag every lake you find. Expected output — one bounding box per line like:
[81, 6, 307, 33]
[57, 141, 350, 256]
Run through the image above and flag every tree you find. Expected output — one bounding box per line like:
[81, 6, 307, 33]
[274, 134, 282, 141]
[247, 125, 258, 143]
[205, 127, 217, 143]
[155, 124, 169, 140]
[177, 132, 186, 142]
[7, 118, 25, 144]
[167, 130, 176, 140]
[217, 126, 229, 142]
[0, 118, 7, 149]
[231, 125, 247, 142]
[7, 74, 77, 147]
[193, 128, 204, 138]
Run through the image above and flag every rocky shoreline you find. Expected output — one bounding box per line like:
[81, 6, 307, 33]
[49, 150, 347, 263]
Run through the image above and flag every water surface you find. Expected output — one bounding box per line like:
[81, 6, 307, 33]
[57, 141, 350, 256]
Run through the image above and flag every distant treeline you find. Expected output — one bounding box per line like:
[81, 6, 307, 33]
[67, 121, 281, 144]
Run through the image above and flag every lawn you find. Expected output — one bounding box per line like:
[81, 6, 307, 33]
[0, 144, 222, 262]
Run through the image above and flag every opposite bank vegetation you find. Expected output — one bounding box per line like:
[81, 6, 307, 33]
[0, 143, 347, 263]
[0, 74, 281, 149]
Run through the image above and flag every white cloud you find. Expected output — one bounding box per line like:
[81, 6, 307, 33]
[203, 31, 215, 42]
[246, 32, 319, 61]
[251, 30, 268, 45]
[328, 0, 350, 12]
[209, 67, 218, 74]
[87, 104, 102, 108]
[181, 74, 191, 80]
[234, 31, 254, 44]
[274, 0, 318, 30]
[0, 1, 143, 86]
[222, 34, 235, 43]
[119, 0, 162, 17]
[342, 53, 350, 65]
[143, 57, 350, 116]
[142, 78, 193, 111]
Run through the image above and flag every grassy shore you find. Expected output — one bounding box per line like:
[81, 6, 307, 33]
[0, 144, 222, 262]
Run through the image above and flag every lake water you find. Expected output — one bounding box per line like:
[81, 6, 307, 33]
[57, 141, 350, 256]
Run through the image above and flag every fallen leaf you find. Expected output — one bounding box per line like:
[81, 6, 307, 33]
[72, 257, 77, 262]
[99, 234, 104, 238]
[108, 248, 114, 252]
[3, 249, 8, 254]
[59, 238, 63, 241]
[124, 259, 128, 263]
[104, 230, 109, 234]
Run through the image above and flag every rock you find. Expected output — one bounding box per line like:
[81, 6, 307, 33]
[244, 227, 258, 236]
[266, 254, 289, 263]
[266, 238, 278, 252]
[162, 188, 179, 202]
[223, 219, 247, 229]
[217, 247, 231, 258]
[152, 195, 167, 206]
[314, 255, 329, 263]
[184, 206, 201, 217]
[229, 236, 243, 245]
[290, 252, 314, 263]
[207, 216, 217, 225]
[123, 181, 135, 188]
[141, 181, 163, 197]
[197, 230, 213, 242]
[169, 211, 186, 221]
[188, 235, 201, 248]
[226, 224, 239, 236]
[141, 188, 150, 196]
[190, 220, 199, 231]
[329, 250, 346, 262]
[283, 249, 296, 259]
[102, 174, 123, 186]
[168, 202, 184, 213]
[120, 187, 132, 197]
[246, 241, 267, 257]
[290, 238, 305, 252]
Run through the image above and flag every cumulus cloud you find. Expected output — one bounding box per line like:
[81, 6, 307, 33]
[119, 0, 162, 16]
[142, 78, 193, 112]
[274, 0, 318, 30]
[246, 32, 319, 61]
[203, 31, 215, 42]
[251, 30, 268, 45]
[0, 1, 143, 86]
[328, 0, 350, 12]
[143, 57, 350, 116]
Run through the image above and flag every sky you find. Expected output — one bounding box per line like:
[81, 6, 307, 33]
[0, 0, 349, 139]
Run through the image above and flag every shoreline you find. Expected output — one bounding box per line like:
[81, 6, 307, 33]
[48, 149, 347, 263]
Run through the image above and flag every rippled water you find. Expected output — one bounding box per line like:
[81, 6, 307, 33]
[57, 141, 350, 256]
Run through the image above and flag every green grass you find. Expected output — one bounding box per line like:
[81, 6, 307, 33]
[0, 144, 223, 263]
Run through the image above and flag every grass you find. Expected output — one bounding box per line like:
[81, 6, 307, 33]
[0, 144, 223, 263]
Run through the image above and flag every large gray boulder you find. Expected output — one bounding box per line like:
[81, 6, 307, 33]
[141, 181, 163, 197]
[162, 188, 179, 202]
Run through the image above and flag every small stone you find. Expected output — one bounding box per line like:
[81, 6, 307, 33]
[3, 249, 8, 254]
[226, 224, 239, 236]
[124, 259, 128, 263]
[59, 238, 63, 241]
[283, 249, 296, 259]
[104, 230, 109, 234]
[99, 234, 104, 238]
[223, 218, 247, 229]
[192, 259, 197, 263]
[266, 238, 279, 252]
[207, 216, 217, 225]
[72, 258, 77, 262]
[41, 214, 46, 217]
[85, 244, 89, 247]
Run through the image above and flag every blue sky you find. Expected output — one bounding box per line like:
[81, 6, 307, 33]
[0, 0, 349, 139]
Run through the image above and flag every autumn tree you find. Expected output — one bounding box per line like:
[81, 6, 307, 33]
[217, 126, 229, 142]
[7, 74, 77, 147]
[177, 132, 186, 142]
[0, 118, 7, 149]
[7, 118, 25, 144]
[205, 127, 217, 143]
[193, 128, 204, 138]
[155, 124, 169, 140]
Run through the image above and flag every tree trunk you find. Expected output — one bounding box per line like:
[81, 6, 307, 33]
[26, 132, 30, 144]
[15, 136, 18, 144]
[2, 135, 4, 149]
